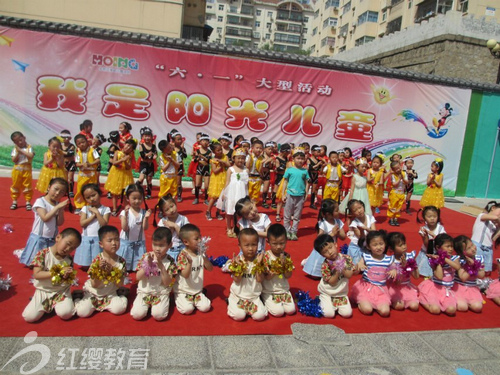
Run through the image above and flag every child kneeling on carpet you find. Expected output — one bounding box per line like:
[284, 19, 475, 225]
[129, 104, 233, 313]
[23, 228, 81, 323]
[131, 227, 177, 321]
[224, 228, 268, 321]
[261, 224, 296, 317]
[315, 234, 354, 318]
[173, 224, 213, 314]
[75, 225, 128, 318]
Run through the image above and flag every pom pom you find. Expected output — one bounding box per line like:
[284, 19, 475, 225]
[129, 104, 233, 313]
[463, 259, 482, 277]
[268, 255, 294, 278]
[295, 290, 323, 318]
[340, 244, 348, 255]
[429, 250, 449, 269]
[251, 260, 266, 275]
[141, 256, 160, 278]
[3, 224, 13, 233]
[0, 268, 12, 291]
[209, 255, 229, 268]
[88, 258, 124, 285]
[198, 236, 211, 256]
[50, 262, 77, 285]
[228, 259, 248, 277]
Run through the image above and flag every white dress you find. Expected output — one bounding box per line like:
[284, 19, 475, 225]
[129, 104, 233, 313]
[217, 167, 249, 215]
[339, 174, 372, 216]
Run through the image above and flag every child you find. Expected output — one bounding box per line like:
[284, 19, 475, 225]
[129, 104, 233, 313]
[339, 158, 372, 216]
[206, 140, 230, 220]
[420, 158, 445, 209]
[75, 225, 128, 317]
[418, 233, 461, 315]
[158, 139, 180, 200]
[92, 134, 105, 184]
[247, 139, 264, 204]
[74, 184, 111, 267]
[193, 133, 211, 205]
[106, 131, 121, 173]
[303, 199, 346, 278]
[307, 145, 325, 209]
[136, 127, 157, 199]
[118, 121, 133, 149]
[10, 131, 34, 211]
[20, 178, 69, 266]
[387, 160, 408, 226]
[131, 227, 177, 321]
[282, 147, 310, 241]
[36, 137, 67, 194]
[416, 206, 446, 277]
[322, 151, 345, 203]
[351, 230, 396, 317]
[340, 147, 354, 199]
[156, 195, 190, 262]
[366, 154, 385, 214]
[173, 224, 213, 314]
[60, 130, 76, 198]
[74, 134, 100, 213]
[219, 132, 233, 159]
[22, 228, 82, 322]
[314, 234, 354, 318]
[486, 230, 500, 305]
[235, 196, 272, 253]
[224, 228, 268, 321]
[403, 157, 418, 214]
[171, 130, 187, 201]
[79, 119, 94, 144]
[260, 142, 275, 209]
[386, 232, 419, 311]
[118, 184, 152, 271]
[272, 143, 291, 218]
[105, 138, 137, 215]
[261, 224, 295, 317]
[187, 132, 202, 194]
[452, 235, 485, 313]
[471, 201, 500, 274]
[218, 148, 249, 238]
[346, 199, 376, 265]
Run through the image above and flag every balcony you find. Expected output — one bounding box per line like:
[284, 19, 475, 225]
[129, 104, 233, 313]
[274, 34, 301, 45]
[276, 24, 302, 34]
[277, 11, 303, 23]
[227, 16, 253, 28]
[226, 27, 253, 39]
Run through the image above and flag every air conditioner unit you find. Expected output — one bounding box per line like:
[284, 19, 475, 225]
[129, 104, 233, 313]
[351, 22, 357, 27]
[340, 32, 347, 37]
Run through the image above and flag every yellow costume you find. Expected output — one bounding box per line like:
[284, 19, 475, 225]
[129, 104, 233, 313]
[74, 147, 99, 208]
[248, 154, 264, 202]
[36, 150, 67, 194]
[323, 164, 343, 202]
[11, 145, 33, 202]
[387, 172, 407, 219]
[104, 150, 133, 197]
[367, 168, 384, 208]
[158, 151, 178, 199]
[207, 155, 228, 199]
[420, 173, 444, 209]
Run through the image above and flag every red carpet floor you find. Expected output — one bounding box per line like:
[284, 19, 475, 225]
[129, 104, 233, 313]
[0, 177, 498, 337]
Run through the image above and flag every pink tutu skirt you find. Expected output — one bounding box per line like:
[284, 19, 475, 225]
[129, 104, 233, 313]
[387, 283, 419, 308]
[418, 279, 456, 311]
[451, 283, 483, 305]
[351, 279, 390, 309]
[486, 279, 500, 299]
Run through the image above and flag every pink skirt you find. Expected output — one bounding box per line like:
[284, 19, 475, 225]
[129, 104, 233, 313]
[388, 283, 419, 308]
[451, 283, 483, 305]
[418, 279, 456, 311]
[351, 279, 390, 309]
[486, 279, 500, 299]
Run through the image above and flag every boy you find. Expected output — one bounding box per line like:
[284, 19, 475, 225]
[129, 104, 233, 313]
[10, 131, 34, 210]
[261, 141, 275, 208]
[174, 224, 213, 314]
[131, 227, 177, 321]
[224, 228, 268, 321]
[261, 224, 295, 317]
[247, 139, 264, 204]
[158, 139, 180, 199]
[22, 228, 81, 322]
[282, 147, 310, 241]
[74, 134, 100, 213]
[388, 161, 408, 226]
[323, 151, 346, 203]
[404, 157, 418, 214]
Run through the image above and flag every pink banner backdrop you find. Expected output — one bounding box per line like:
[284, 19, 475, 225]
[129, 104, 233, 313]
[0, 28, 471, 192]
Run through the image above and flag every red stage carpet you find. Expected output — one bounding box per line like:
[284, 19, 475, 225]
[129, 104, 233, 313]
[0, 177, 498, 337]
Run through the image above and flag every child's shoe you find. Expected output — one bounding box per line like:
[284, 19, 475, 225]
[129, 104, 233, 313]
[389, 218, 395, 226]
[375, 207, 380, 214]
[192, 198, 199, 205]
[262, 202, 269, 209]
[205, 211, 213, 221]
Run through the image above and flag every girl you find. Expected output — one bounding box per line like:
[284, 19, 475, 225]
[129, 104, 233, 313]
[404, 157, 418, 214]
[452, 235, 485, 313]
[171, 130, 187, 202]
[217, 148, 249, 238]
[118, 184, 152, 271]
[339, 158, 372, 216]
[206, 140, 230, 220]
[366, 154, 385, 214]
[351, 230, 396, 317]
[219, 132, 233, 160]
[233, 134, 244, 149]
[92, 134, 105, 184]
[307, 145, 325, 210]
[416, 206, 446, 277]
[302, 199, 346, 278]
[106, 131, 121, 173]
[235, 196, 272, 253]
[79, 119, 94, 143]
[346, 199, 376, 265]
[60, 130, 76, 198]
[272, 143, 291, 218]
[104, 138, 137, 215]
[420, 158, 445, 209]
[158, 140, 180, 200]
[74, 184, 111, 267]
[155, 196, 190, 262]
[361, 148, 372, 166]
[187, 132, 202, 194]
[471, 201, 500, 274]
[136, 127, 157, 200]
[261, 142, 275, 209]
[340, 147, 354, 199]
[118, 121, 133, 149]
[386, 232, 419, 311]
[418, 233, 461, 315]
[20, 178, 69, 266]
[387, 161, 408, 227]
[193, 133, 211, 205]
[36, 137, 67, 194]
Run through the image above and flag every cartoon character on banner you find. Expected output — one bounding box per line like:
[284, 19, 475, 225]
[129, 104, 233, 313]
[395, 102, 454, 139]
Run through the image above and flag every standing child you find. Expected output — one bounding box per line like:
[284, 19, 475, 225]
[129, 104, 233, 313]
[261, 142, 275, 208]
[315, 234, 354, 318]
[10, 131, 34, 211]
[418, 233, 461, 315]
[206, 140, 230, 220]
[386, 232, 419, 311]
[92, 134, 106, 184]
[387, 161, 408, 226]
[403, 157, 418, 214]
[171, 130, 187, 202]
[106, 131, 121, 173]
[366, 154, 385, 214]
[173, 224, 213, 314]
[224, 228, 268, 321]
[339, 158, 372, 216]
[340, 147, 354, 200]
[261, 224, 296, 317]
[73, 134, 100, 213]
[307, 145, 325, 209]
[272, 143, 291, 218]
[74, 184, 111, 267]
[420, 158, 445, 209]
[136, 127, 157, 200]
[192, 133, 211, 204]
[79, 119, 94, 144]
[351, 230, 396, 317]
[22, 228, 81, 322]
[322, 151, 345, 203]
[416, 206, 446, 277]
[20, 178, 68, 266]
[60, 130, 76, 198]
[118, 184, 152, 272]
[131, 227, 177, 321]
[75, 225, 128, 317]
[346, 199, 377, 265]
[235, 196, 272, 253]
[247, 139, 264, 205]
[36, 137, 67, 195]
[187, 132, 202, 194]
[282, 147, 310, 241]
[219, 132, 233, 159]
[118, 122, 133, 149]
[470, 201, 499, 274]
[157, 139, 180, 200]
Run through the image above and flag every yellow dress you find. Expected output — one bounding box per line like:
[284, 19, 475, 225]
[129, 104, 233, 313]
[208, 155, 228, 199]
[367, 168, 384, 208]
[104, 151, 134, 196]
[36, 151, 67, 194]
[420, 173, 444, 209]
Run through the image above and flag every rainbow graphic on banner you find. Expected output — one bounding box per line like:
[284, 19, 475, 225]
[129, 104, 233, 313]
[352, 138, 445, 161]
[395, 109, 448, 139]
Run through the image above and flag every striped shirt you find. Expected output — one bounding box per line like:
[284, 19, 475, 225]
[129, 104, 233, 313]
[362, 253, 394, 286]
[393, 251, 416, 285]
[454, 255, 484, 287]
[431, 255, 459, 287]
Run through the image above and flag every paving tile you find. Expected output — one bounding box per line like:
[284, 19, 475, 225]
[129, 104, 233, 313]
[278, 368, 345, 375]
[341, 366, 403, 375]
[323, 334, 392, 366]
[418, 332, 494, 361]
[267, 336, 336, 368]
[291, 323, 351, 346]
[397, 363, 457, 375]
[146, 336, 211, 370]
[217, 372, 278, 375]
[211, 336, 275, 370]
[466, 330, 500, 357]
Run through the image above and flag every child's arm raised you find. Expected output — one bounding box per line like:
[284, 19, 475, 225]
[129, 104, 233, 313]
[36, 200, 68, 223]
[178, 252, 193, 279]
[254, 253, 265, 283]
[43, 151, 53, 167]
[120, 207, 130, 233]
[143, 209, 152, 231]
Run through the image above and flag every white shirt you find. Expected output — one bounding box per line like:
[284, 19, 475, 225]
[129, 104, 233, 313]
[349, 215, 376, 246]
[318, 218, 344, 241]
[11, 145, 33, 165]
[120, 209, 145, 242]
[32, 197, 58, 238]
[471, 213, 497, 247]
[158, 214, 189, 248]
[81, 205, 111, 237]
[238, 213, 272, 253]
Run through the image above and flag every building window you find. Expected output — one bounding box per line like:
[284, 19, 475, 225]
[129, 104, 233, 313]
[267, 23, 272, 29]
[409, 1, 413, 9]
[339, 24, 348, 36]
[255, 21, 260, 27]
[217, 27, 222, 34]
[390, 0, 403, 6]
[386, 16, 402, 34]
[219, 5, 224, 11]
[218, 16, 223, 22]
[339, 46, 346, 52]
[265, 33, 271, 39]
[323, 17, 338, 28]
[459, 0, 468, 13]
[342, 2, 351, 15]
[357, 11, 379, 25]
[268, 11, 273, 17]
[382, 11, 387, 22]
[355, 36, 375, 46]
[312, 27, 317, 35]
[304, 17, 309, 22]
[321, 37, 335, 47]
[326, 0, 340, 8]
[303, 28, 308, 33]
[256, 10, 261, 16]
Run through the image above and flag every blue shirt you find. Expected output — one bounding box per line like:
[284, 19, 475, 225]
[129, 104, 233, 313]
[284, 167, 309, 196]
